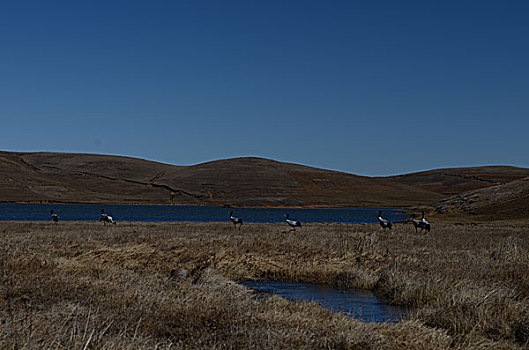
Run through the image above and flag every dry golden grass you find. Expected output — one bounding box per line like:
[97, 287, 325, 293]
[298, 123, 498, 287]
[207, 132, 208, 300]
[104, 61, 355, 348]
[1, 220, 528, 349]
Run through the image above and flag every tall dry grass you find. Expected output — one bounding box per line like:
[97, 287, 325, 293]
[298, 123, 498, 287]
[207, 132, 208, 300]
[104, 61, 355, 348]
[0, 220, 528, 348]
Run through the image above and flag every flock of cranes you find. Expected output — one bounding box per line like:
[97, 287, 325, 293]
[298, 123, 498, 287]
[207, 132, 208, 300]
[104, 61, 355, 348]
[49, 208, 431, 232]
[230, 210, 428, 232]
[48, 208, 117, 225]
[229, 210, 429, 232]
[378, 210, 430, 232]
[410, 212, 431, 232]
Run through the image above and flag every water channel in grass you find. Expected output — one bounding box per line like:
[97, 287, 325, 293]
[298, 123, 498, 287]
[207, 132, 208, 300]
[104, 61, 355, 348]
[241, 281, 408, 323]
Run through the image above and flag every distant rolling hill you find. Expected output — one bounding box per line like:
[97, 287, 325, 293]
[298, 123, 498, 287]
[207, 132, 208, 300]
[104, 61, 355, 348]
[381, 166, 529, 196]
[0, 151, 442, 207]
[435, 177, 529, 219]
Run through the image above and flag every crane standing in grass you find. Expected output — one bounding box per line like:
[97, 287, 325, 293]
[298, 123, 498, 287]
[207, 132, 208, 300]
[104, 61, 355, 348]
[410, 212, 430, 233]
[285, 214, 301, 232]
[377, 210, 392, 230]
[411, 214, 421, 232]
[420, 211, 431, 232]
[50, 210, 59, 223]
[229, 211, 243, 229]
[100, 209, 116, 225]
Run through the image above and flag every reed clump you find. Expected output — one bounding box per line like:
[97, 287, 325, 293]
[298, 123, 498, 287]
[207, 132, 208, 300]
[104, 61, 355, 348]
[0, 220, 528, 348]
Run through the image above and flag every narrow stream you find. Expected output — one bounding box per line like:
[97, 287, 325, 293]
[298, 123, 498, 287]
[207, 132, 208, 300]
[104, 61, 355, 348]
[242, 281, 407, 323]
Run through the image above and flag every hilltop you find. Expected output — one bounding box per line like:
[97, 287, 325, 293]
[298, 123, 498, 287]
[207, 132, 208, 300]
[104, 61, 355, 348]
[0, 151, 441, 207]
[381, 166, 529, 196]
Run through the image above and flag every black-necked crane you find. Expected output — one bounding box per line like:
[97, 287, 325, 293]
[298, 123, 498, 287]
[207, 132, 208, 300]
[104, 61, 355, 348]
[411, 214, 421, 233]
[50, 210, 59, 223]
[377, 210, 392, 230]
[229, 211, 243, 229]
[285, 214, 301, 232]
[420, 211, 431, 232]
[100, 209, 116, 225]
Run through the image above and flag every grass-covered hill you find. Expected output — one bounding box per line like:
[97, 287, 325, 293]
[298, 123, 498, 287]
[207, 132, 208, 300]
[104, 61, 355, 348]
[381, 165, 529, 196]
[2, 151, 528, 214]
[436, 176, 529, 219]
[0, 151, 441, 207]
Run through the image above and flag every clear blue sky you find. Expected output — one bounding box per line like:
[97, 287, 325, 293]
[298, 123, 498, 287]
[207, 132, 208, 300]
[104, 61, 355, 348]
[1, 1, 528, 176]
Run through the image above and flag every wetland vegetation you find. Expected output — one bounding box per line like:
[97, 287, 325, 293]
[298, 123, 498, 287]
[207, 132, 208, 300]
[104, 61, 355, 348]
[1, 220, 528, 348]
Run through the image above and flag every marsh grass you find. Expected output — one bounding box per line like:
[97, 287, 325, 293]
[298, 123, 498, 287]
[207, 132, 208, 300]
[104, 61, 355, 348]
[1, 220, 528, 348]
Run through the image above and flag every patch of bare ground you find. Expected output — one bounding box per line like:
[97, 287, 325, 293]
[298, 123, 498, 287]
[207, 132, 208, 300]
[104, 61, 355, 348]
[1, 221, 528, 348]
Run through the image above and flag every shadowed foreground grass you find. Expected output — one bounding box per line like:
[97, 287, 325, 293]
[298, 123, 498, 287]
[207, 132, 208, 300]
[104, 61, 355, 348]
[1, 220, 528, 349]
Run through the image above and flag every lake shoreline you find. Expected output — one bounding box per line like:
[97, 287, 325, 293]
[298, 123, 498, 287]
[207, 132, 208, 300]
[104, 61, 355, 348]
[0, 203, 407, 223]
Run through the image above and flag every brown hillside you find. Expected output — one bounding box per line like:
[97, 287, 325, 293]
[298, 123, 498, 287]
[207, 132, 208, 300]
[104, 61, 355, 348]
[0, 151, 441, 207]
[382, 166, 529, 196]
[435, 177, 529, 219]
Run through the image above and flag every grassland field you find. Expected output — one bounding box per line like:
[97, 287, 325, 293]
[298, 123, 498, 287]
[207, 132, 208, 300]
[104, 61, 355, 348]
[1, 219, 529, 349]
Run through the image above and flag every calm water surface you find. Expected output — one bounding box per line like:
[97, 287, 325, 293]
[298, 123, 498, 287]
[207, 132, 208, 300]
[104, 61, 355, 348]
[242, 281, 407, 323]
[0, 203, 404, 223]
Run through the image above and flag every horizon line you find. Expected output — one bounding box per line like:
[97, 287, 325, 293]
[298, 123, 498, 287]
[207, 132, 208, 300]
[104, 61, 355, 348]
[1, 148, 527, 178]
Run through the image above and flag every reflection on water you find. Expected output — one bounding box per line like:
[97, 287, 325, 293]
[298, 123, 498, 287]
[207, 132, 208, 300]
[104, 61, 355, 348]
[241, 281, 407, 323]
[0, 203, 403, 223]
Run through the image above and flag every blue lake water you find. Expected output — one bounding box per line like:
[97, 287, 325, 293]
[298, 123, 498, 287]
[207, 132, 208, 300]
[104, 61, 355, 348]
[242, 281, 407, 323]
[0, 203, 403, 223]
